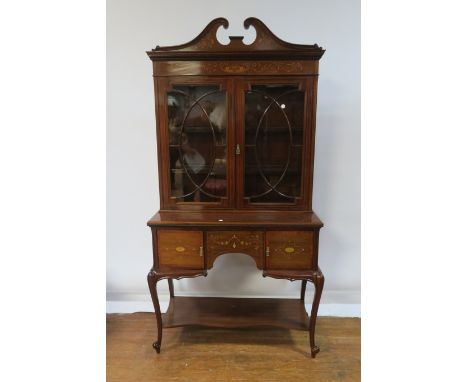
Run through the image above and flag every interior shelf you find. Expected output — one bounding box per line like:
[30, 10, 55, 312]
[162, 296, 310, 331]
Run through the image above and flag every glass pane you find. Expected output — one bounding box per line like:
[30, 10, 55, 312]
[167, 85, 227, 202]
[244, 84, 304, 204]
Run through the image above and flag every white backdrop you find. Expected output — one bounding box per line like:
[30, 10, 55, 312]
[107, 0, 360, 315]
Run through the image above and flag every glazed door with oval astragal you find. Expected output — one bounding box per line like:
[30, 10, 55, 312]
[158, 77, 235, 209]
[236, 78, 312, 210]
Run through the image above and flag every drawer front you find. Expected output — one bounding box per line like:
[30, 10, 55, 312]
[206, 231, 264, 269]
[157, 230, 204, 269]
[266, 231, 315, 270]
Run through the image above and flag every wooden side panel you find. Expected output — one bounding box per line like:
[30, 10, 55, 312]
[266, 231, 315, 270]
[206, 231, 264, 269]
[157, 230, 204, 269]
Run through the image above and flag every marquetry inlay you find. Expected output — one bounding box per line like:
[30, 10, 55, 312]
[206, 61, 304, 74]
[210, 233, 261, 250]
[154, 60, 318, 76]
[206, 231, 264, 269]
[271, 241, 306, 256]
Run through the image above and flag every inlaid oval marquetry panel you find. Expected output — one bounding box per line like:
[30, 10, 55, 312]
[206, 231, 264, 269]
[157, 230, 204, 269]
[266, 231, 314, 270]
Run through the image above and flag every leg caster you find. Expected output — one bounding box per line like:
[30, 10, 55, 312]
[311, 345, 320, 358]
[152, 341, 161, 353]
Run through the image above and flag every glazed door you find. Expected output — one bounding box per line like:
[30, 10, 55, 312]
[158, 78, 235, 209]
[236, 78, 312, 209]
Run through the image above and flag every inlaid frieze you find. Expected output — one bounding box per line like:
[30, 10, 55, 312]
[206, 231, 264, 269]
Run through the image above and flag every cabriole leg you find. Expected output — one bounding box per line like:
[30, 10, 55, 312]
[147, 269, 162, 353]
[309, 271, 324, 358]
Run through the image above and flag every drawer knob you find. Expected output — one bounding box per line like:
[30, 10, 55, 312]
[175, 246, 186, 253]
[266, 246, 270, 257]
[199, 246, 203, 256]
[285, 247, 295, 254]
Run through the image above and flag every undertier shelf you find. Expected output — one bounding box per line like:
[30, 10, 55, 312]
[162, 296, 310, 331]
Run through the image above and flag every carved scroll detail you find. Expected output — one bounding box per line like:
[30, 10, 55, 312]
[147, 18, 325, 60]
[148, 268, 208, 282]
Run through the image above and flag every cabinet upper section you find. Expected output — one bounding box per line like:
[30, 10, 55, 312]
[148, 19, 324, 211]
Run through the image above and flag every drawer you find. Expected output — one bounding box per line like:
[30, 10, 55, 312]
[157, 230, 204, 269]
[266, 231, 315, 270]
[206, 231, 264, 269]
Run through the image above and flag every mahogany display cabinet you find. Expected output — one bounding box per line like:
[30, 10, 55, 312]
[146, 18, 326, 358]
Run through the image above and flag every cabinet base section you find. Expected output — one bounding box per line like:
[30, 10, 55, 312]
[162, 296, 310, 330]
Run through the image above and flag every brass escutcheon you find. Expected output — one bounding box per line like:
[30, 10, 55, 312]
[175, 246, 185, 252]
[284, 247, 295, 253]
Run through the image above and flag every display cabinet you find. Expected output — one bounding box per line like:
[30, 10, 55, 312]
[146, 18, 325, 357]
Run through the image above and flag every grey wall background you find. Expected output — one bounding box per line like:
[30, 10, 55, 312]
[107, 0, 360, 314]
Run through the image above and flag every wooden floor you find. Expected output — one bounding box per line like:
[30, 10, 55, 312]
[107, 313, 360, 382]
